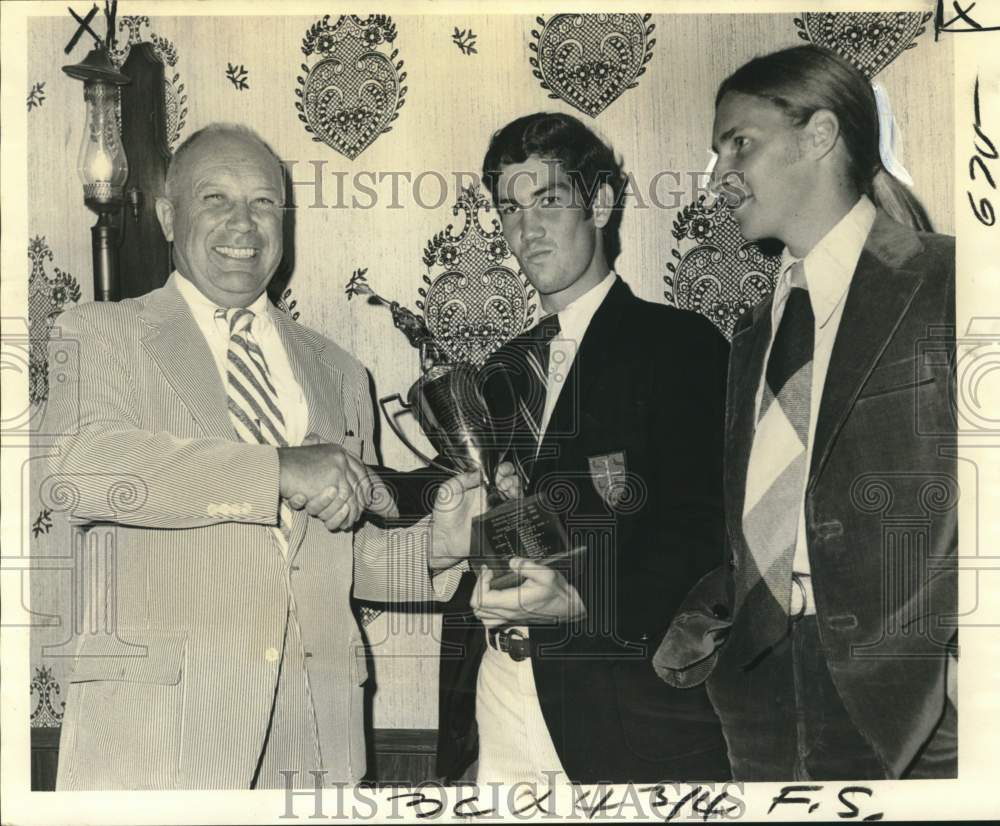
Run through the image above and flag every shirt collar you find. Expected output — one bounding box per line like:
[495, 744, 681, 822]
[777, 195, 876, 329]
[545, 269, 618, 341]
[173, 270, 274, 335]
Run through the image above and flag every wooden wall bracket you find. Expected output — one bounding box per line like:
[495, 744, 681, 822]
[118, 42, 172, 299]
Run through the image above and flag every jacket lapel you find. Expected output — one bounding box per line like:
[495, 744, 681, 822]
[271, 309, 348, 445]
[271, 310, 351, 563]
[535, 278, 631, 475]
[809, 213, 925, 485]
[139, 277, 233, 438]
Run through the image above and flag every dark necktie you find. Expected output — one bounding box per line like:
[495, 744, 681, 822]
[514, 313, 561, 478]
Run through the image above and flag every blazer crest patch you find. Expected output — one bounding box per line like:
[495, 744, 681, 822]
[588, 451, 628, 508]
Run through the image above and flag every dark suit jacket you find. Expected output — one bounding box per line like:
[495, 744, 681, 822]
[656, 212, 958, 779]
[437, 277, 731, 783]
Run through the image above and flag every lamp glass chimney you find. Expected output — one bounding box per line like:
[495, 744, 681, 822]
[79, 79, 128, 206]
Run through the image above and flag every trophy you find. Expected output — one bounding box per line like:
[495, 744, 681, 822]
[346, 269, 510, 502]
[347, 268, 579, 589]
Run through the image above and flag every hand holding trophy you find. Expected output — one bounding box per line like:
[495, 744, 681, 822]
[347, 270, 575, 587]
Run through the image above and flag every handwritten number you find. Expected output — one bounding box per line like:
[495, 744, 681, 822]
[967, 73, 997, 225]
[974, 122, 999, 159]
[970, 155, 997, 189]
[967, 192, 996, 226]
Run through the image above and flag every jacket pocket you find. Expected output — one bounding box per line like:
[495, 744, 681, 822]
[68, 630, 188, 686]
[857, 356, 935, 401]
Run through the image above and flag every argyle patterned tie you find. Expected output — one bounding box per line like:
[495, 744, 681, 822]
[217, 307, 293, 538]
[739, 260, 813, 654]
[514, 313, 561, 475]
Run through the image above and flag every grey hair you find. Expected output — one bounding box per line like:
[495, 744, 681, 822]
[163, 123, 284, 198]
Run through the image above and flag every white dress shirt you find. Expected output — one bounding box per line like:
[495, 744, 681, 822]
[749, 196, 876, 612]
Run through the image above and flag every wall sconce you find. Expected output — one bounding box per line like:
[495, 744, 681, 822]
[62, 45, 130, 302]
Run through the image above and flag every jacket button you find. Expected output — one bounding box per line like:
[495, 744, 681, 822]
[265, 647, 280, 662]
[728, 556, 738, 571]
[711, 603, 730, 620]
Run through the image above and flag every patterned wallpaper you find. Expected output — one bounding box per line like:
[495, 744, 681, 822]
[26, 11, 953, 731]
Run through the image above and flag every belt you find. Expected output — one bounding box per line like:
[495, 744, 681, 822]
[487, 627, 532, 662]
[791, 572, 816, 620]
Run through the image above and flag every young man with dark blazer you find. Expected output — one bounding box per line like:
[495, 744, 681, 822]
[435, 112, 732, 786]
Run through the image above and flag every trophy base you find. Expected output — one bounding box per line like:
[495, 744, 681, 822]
[470, 493, 576, 590]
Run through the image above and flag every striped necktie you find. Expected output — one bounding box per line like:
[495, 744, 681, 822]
[514, 313, 561, 475]
[217, 307, 293, 538]
[739, 260, 813, 655]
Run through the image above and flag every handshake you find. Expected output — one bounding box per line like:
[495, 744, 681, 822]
[277, 439, 521, 541]
[277, 441, 390, 532]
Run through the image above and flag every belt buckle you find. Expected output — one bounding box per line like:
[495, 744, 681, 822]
[493, 627, 529, 662]
[791, 573, 808, 623]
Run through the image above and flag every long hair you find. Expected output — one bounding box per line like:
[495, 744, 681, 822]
[482, 112, 627, 267]
[716, 45, 932, 231]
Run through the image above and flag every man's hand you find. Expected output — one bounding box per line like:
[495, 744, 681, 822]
[470, 559, 587, 628]
[278, 443, 375, 531]
[428, 461, 520, 571]
[494, 462, 522, 501]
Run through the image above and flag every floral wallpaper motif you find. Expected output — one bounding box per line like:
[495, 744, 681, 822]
[225, 62, 250, 90]
[794, 11, 933, 78]
[27, 82, 46, 111]
[529, 13, 655, 117]
[419, 185, 536, 367]
[663, 198, 781, 340]
[28, 237, 81, 405]
[356, 603, 383, 628]
[451, 27, 478, 55]
[32, 508, 54, 537]
[296, 14, 407, 160]
[31, 666, 65, 728]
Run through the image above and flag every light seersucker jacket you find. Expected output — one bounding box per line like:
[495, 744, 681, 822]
[46, 274, 440, 789]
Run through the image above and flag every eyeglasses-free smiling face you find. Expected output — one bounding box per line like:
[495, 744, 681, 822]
[495, 154, 610, 312]
[711, 91, 814, 247]
[156, 131, 285, 308]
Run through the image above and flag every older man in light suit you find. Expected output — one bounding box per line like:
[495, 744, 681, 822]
[48, 123, 481, 789]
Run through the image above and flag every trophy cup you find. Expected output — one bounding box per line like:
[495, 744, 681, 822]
[346, 269, 510, 502]
[346, 263, 578, 589]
